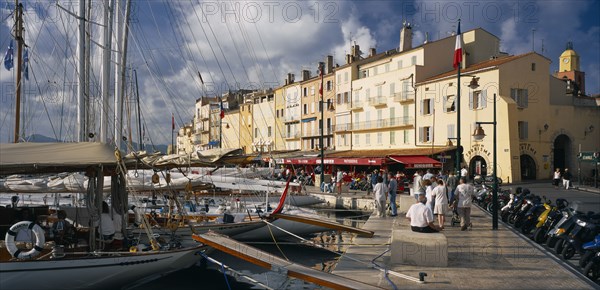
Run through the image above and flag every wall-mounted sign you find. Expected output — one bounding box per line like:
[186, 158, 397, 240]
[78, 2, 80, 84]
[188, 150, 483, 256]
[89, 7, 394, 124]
[464, 144, 491, 160]
[519, 143, 537, 156]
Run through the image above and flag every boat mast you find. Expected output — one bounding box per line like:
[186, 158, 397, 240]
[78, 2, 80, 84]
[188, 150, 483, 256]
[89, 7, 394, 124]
[77, 0, 85, 142]
[117, 0, 132, 151]
[134, 69, 143, 151]
[100, 0, 114, 143]
[85, 0, 92, 140]
[113, 0, 121, 148]
[13, 1, 23, 143]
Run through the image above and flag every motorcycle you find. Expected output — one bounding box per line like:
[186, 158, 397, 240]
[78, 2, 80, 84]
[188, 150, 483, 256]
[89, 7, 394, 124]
[561, 214, 600, 260]
[511, 194, 540, 229]
[582, 251, 600, 282]
[532, 199, 568, 243]
[473, 174, 503, 185]
[579, 234, 600, 268]
[520, 196, 549, 235]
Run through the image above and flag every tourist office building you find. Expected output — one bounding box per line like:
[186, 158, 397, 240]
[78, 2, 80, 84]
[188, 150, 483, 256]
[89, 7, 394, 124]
[178, 25, 599, 183]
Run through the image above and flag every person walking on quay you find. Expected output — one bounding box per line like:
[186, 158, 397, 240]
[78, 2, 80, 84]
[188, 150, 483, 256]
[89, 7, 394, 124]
[336, 168, 344, 195]
[373, 176, 388, 217]
[424, 178, 435, 213]
[562, 168, 572, 190]
[460, 166, 468, 182]
[455, 177, 474, 231]
[412, 170, 424, 199]
[406, 193, 441, 233]
[369, 169, 379, 195]
[553, 168, 561, 188]
[432, 179, 449, 229]
[387, 173, 398, 217]
[446, 171, 458, 204]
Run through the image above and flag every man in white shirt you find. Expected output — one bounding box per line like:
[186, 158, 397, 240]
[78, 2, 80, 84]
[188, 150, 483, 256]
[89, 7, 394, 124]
[455, 177, 474, 231]
[405, 194, 441, 233]
[412, 170, 424, 199]
[460, 166, 468, 182]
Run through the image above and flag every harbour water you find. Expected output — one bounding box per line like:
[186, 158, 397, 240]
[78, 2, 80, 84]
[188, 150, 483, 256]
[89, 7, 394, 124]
[130, 207, 369, 290]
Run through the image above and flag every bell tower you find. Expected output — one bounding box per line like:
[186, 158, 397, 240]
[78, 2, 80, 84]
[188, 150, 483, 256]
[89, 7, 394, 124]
[556, 42, 585, 95]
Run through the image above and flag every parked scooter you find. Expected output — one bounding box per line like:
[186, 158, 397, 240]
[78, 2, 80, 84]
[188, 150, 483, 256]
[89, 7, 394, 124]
[520, 196, 549, 235]
[561, 214, 600, 260]
[532, 199, 568, 243]
[582, 251, 600, 282]
[579, 234, 600, 268]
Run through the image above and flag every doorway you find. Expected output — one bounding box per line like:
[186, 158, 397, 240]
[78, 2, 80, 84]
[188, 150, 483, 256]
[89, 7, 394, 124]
[520, 154, 537, 180]
[553, 134, 571, 171]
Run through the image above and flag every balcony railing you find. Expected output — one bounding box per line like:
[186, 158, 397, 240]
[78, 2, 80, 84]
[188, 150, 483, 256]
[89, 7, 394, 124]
[393, 92, 415, 103]
[284, 115, 300, 123]
[301, 128, 334, 137]
[334, 123, 352, 132]
[368, 96, 387, 107]
[352, 117, 414, 131]
[350, 100, 364, 111]
[285, 132, 301, 139]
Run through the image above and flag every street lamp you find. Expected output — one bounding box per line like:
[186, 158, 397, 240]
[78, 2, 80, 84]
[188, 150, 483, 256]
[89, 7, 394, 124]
[472, 93, 498, 230]
[456, 75, 480, 178]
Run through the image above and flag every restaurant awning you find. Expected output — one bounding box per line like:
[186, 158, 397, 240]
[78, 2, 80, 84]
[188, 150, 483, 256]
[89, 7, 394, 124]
[387, 155, 442, 169]
[280, 157, 386, 166]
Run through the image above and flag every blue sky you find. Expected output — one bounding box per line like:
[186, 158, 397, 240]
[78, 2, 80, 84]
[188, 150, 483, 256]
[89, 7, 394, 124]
[0, 0, 598, 145]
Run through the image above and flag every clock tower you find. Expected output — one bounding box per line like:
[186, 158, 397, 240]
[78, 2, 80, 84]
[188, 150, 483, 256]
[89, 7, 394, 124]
[556, 42, 585, 95]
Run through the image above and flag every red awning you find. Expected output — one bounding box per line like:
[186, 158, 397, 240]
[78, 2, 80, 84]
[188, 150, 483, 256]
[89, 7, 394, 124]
[279, 157, 386, 166]
[388, 155, 442, 168]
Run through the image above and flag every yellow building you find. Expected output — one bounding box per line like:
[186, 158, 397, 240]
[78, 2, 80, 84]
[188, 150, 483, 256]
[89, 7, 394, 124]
[278, 74, 301, 150]
[273, 86, 286, 151]
[418, 50, 599, 183]
[248, 89, 276, 153]
[298, 56, 336, 151]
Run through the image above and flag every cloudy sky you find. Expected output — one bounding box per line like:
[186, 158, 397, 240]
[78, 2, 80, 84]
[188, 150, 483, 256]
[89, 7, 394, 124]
[1, 0, 598, 146]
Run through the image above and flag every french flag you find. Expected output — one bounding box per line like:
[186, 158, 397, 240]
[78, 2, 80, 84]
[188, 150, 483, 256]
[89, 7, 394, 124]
[453, 21, 462, 69]
[220, 100, 225, 119]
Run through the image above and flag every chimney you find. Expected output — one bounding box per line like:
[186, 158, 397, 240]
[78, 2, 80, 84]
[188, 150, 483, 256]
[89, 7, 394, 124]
[351, 44, 361, 57]
[302, 69, 311, 81]
[286, 73, 295, 85]
[369, 48, 376, 57]
[345, 54, 352, 64]
[399, 21, 412, 52]
[325, 55, 333, 74]
[424, 32, 429, 44]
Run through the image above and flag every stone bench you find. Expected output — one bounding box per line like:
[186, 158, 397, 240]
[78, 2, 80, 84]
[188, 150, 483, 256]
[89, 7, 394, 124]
[390, 229, 448, 267]
[397, 194, 417, 214]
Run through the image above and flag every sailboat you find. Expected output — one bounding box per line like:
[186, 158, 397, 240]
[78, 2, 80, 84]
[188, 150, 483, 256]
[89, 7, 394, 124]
[0, 2, 205, 289]
[0, 143, 206, 290]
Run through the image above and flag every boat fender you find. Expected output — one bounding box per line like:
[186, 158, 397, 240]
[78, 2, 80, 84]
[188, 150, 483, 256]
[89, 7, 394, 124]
[152, 173, 159, 184]
[5, 221, 46, 259]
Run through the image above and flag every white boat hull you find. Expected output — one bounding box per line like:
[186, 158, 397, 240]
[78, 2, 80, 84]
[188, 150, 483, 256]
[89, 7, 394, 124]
[0, 246, 204, 290]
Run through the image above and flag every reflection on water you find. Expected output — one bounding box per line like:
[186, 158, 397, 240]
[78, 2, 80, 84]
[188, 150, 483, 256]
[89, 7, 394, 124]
[132, 207, 369, 290]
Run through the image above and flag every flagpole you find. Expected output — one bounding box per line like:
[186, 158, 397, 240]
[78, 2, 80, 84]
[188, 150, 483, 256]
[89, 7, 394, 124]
[455, 19, 462, 178]
[319, 62, 325, 186]
[13, 2, 23, 143]
[171, 112, 174, 154]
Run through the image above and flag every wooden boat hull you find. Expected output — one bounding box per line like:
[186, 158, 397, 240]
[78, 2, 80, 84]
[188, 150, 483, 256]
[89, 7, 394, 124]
[0, 245, 205, 290]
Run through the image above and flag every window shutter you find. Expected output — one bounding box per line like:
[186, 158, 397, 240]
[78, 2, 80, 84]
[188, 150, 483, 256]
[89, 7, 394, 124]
[429, 99, 434, 113]
[523, 122, 529, 139]
[390, 82, 395, 95]
[447, 124, 455, 138]
[480, 90, 487, 109]
[420, 100, 424, 115]
[469, 92, 474, 110]
[418, 127, 423, 142]
[427, 127, 432, 142]
[523, 90, 529, 108]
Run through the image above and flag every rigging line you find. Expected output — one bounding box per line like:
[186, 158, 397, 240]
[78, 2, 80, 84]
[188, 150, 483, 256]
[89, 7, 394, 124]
[166, 1, 203, 89]
[197, 0, 239, 86]
[190, 0, 226, 85]
[221, 9, 253, 85]
[174, 1, 212, 96]
[253, 20, 279, 84]
[164, 1, 204, 123]
[235, 15, 268, 86]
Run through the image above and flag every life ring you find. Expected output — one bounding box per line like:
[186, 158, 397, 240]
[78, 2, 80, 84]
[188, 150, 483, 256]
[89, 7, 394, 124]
[5, 221, 46, 259]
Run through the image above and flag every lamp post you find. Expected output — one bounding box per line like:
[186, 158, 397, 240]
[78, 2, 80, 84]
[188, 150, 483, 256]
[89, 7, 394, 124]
[472, 93, 498, 230]
[455, 76, 480, 177]
[319, 62, 325, 186]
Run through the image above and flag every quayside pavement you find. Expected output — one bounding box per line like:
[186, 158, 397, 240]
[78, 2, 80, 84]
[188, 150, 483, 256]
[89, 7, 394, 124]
[307, 190, 599, 289]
